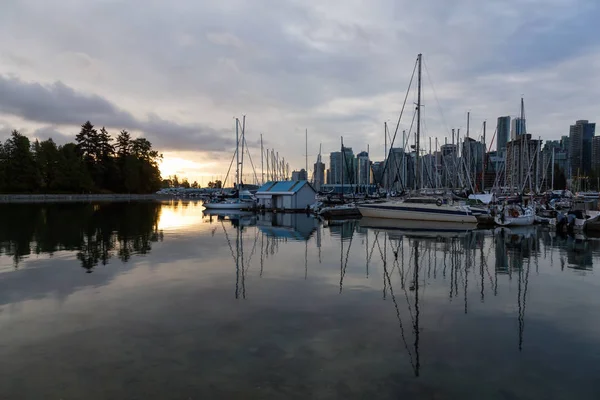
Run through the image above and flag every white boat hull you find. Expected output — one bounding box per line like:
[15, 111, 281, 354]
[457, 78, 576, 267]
[494, 215, 535, 226]
[358, 202, 477, 223]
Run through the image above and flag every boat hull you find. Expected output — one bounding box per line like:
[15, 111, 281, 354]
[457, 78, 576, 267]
[358, 203, 477, 223]
[494, 215, 535, 226]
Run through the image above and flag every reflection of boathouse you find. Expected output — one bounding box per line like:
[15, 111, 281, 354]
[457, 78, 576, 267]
[257, 213, 317, 241]
[255, 181, 317, 211]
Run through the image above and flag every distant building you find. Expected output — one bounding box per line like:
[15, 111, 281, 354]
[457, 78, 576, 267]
[313, 161, 325, 190]
[356, 151, 370, 187]
[592, 137, 600, 173]
[440, 144, 458, 187]
[485, 151, 504, 189]
[371, 161, 384, 186]
[510, 117, 526, 140]
[328, 147, 355, 184]
[462, 137, 486, 190]
[505, 134, 542, 191]
[291, 169, 308, 181]
[496, 116, 510, 153]
[326, 169, 331, 185]
[542, 141, 566, 191]
[569, 120, 596, 177]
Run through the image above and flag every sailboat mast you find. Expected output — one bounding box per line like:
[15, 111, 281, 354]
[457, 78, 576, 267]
[551, 147, 555, 190]
[482, 120, 486, 192]
[341, 136, 344, 199]
[305, 128, 308, 176]
[235, 118, 240, 188]
[415, 53, 422, 190]
[260, 134, 264, 185]
[240, 116, 246, 186]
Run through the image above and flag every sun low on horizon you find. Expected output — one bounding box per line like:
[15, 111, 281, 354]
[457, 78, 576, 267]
[159, 153, 228, 186]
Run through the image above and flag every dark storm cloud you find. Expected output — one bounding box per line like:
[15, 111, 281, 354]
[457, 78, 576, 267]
[0, 75, 235, 152]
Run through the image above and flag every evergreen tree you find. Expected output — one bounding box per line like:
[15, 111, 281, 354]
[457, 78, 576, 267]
[0, 123, 162, 194]
[116, 129, 131, 158]
[3, 130, 39, 192]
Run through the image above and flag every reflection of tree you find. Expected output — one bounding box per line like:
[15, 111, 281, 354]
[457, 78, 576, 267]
[0, 202, 162, 271]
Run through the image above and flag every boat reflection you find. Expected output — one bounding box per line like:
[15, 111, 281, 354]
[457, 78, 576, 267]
[359, 217, 477, 239]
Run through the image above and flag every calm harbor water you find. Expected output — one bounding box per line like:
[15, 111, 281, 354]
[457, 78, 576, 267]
[1, 201, 600, 399]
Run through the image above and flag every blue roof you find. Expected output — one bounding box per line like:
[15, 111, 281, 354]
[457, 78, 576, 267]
[257, 180, 313, 194]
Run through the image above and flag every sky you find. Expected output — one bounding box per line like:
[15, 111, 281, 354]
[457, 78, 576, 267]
[1, 0, 599, 186]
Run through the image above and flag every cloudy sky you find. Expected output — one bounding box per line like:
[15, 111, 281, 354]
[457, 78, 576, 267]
[1, 0, 599, 184]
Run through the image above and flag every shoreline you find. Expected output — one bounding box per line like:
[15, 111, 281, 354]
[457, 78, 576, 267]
[0, 194, 172, 203]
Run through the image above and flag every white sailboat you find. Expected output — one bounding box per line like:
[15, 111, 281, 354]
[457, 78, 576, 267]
[357, 54, 477, 224]
[204, 117, 256, 211]
[494, 204, 535, 226]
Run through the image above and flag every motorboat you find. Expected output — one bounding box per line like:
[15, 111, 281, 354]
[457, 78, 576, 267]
[357, 197, 477, 223]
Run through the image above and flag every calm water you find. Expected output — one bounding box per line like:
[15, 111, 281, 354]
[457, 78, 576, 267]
[1, 201, 600, 399]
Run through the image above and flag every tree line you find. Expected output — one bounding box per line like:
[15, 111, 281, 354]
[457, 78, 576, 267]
[0, 121, 162, 193]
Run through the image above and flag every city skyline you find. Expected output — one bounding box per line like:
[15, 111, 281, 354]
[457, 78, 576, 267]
[1, 1, 600, 183]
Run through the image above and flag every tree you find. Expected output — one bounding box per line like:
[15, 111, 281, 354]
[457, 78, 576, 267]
[3, 130, 39, 192]
[181, 178, 190, 189]
[75, 121, 99, 162]
[0, 123, 162, 194]
[116, 129, 131, 158]
[34, 138, 62, 191]
[191, 181, 198, 188]
[214, 180, 222, 189]
[98, 127, 115, 160]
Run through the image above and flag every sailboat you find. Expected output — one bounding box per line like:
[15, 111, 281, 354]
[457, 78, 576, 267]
[357, 54, 477, 224]
[204, 117, 257, 211]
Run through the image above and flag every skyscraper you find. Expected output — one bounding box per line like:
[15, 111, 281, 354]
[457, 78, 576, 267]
[356, 151, 370, 186]
[510, 117, 526, 140]
[313, 161, 325, 190]
[592, 137, 600, 173]
[329, 147, 355, 184]
[569, 120, 596, 177]
[496, 116, 510, 153]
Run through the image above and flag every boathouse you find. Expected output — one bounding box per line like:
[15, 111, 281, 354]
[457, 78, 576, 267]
[255, 180, 317, 211]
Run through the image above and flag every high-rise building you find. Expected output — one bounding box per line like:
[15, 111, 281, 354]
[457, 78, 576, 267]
[569, 120, 596, 177]
[592, 137, 600, 173]
[462, 137, 486, 189]
[383, 148, 409, 190]
[510, 117, 526, 140]
[440, 144, 458, 187]
[356, 151, 370, 186]
[496, 116, 510, 153]
[313, 161, 325, 190]
[291, 169, 307, 181]
[505, 134, 542, 191]
[371, 161, 384, 186]
[328, 147, 355, 184]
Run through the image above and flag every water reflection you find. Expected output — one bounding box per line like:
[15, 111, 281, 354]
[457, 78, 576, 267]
[0, 202, 162, 272]
[3, 202, 600, 398]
